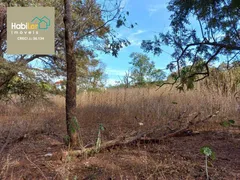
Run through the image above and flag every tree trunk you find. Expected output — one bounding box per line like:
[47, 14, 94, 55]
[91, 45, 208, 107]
[64, 0, 79, 147]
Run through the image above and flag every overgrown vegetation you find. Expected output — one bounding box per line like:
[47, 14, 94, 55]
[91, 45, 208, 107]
[0, 86, 239, 179]
[0, 0, 240, 179]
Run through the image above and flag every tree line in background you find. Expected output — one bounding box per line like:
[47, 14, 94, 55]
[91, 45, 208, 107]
[112, 52, 166, 88]
[1, 0, 240, 101]
[113, 55, 240, 95]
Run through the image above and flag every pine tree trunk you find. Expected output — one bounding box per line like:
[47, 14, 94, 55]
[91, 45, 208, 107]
[64, 0, 79, 147]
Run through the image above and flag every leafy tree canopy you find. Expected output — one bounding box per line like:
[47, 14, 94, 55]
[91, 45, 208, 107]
[129, 53, 165, 86]
[0, 0, 133, 101]
[141, 0, 240, 90]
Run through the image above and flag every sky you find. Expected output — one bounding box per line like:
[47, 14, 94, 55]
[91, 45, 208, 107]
[97, 0, 174, 86]
[4, 0, 174, 86]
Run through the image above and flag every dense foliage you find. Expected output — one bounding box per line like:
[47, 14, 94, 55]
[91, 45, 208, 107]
[129, 53, 165, 86]
[141, 0, 240, 90]
[0, 0, 132, 101]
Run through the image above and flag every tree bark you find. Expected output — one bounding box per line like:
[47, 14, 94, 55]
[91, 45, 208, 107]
[64, 0, 79, 147]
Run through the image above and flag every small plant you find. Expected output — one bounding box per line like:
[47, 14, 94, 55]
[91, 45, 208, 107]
[95, 123, 105, 153]
[70, 116, 80, 133]
[200, 146, 216, 180]
[63, 135, 70, 145]
[220, 119, 235, 127]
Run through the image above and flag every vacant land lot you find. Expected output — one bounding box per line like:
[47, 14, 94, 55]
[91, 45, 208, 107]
[0, 87, 239, 179]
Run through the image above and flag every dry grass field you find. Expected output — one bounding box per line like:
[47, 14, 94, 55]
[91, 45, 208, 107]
[0, 86, 240, 179]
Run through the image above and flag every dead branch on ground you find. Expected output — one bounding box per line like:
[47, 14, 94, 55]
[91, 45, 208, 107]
[61, 110, 220, 161]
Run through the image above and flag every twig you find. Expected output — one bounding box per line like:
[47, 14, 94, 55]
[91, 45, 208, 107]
[23, 152, 48, 180]
[0, 125, 13, 155]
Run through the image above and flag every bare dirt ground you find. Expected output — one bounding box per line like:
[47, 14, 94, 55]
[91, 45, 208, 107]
[1, 129, 239, 180]
[1, 89, 239, 179]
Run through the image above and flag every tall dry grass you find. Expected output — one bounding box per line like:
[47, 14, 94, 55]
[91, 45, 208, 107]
[0, 86, 239, 145]
[0, 98, 65, 146]
[0, 85, 239, 180]
[73, 86, 239, 143]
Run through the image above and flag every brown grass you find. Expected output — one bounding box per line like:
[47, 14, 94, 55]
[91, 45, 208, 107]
[74, 86, 238, 143]
[0, 86, 239, 179]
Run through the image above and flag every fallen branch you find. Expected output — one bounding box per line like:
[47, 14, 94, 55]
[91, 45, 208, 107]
[61, 127, 165, 160]
[61, 110, 219, 160]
